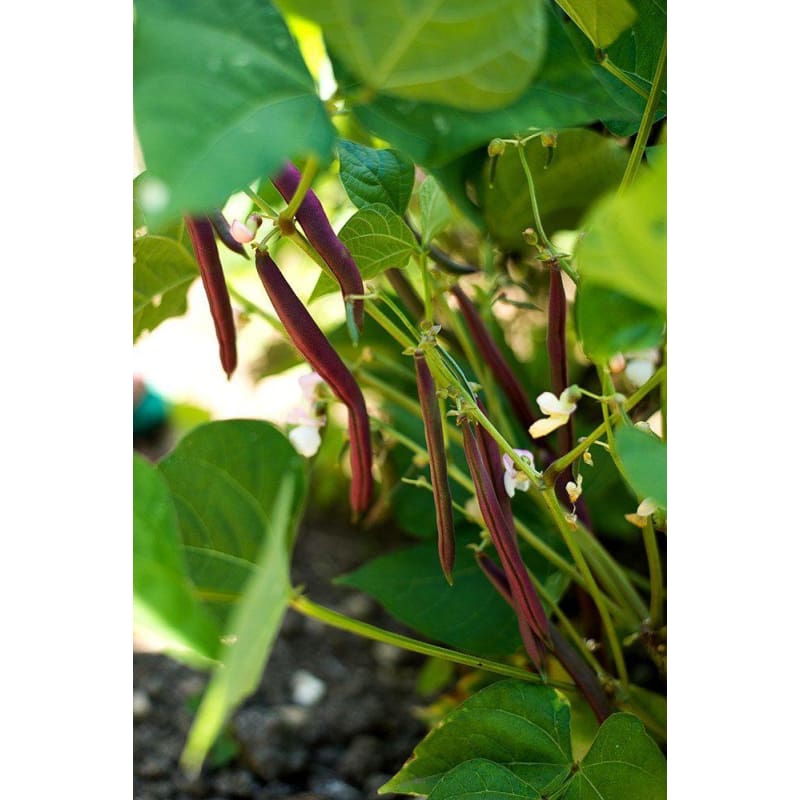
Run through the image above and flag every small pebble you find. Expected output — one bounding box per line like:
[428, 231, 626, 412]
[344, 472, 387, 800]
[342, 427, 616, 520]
[291, 670, 326, 707]
[372, 642, 402, 667]
[133, 690, 152, 720]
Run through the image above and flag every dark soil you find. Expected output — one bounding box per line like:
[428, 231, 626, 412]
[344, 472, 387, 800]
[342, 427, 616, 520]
[133, 513, 429, 800]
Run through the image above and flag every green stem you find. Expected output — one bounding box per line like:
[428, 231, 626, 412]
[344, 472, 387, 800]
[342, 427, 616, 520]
[290, 594, 575, 691]
[226, 285, 284, 335]
[618, 37, 667, 195]
[280, 155, 319, 221]
[642, 517, 664, 628]
[364, 302, 416, 351]
[541, 488, 629, 686]
[544, 366, 665, 485]
[517, 144, 557, 253]
[419, 253, 433, 322]
[600, 57, 650, 99]
[243, 186, 279, 217]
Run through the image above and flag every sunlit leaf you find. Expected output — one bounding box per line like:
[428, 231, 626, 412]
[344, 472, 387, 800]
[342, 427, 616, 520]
[133, 235, 198, 341]
[554, 0, 637, 49]
[133, 0, 334, 227]
[133, 455, 221, 665]
[280, 0, 548, 111]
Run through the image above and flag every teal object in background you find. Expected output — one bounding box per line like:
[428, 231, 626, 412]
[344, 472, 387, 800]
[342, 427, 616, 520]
[133, 385, 169, 435]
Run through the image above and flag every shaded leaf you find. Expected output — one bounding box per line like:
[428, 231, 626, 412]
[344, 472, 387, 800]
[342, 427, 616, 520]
[429, 759, 541, 799]
[310, 203, 418, 300]
[381, 680, 573, 796]
[181, 477, 296, 773]
[563, 713, 666, 800]
[555, 0, 637, 49]
[614, 424, 666, 508]
[342, 6, 644, 169]
[338, 139, 415, 214]
[133, 0, 334, 227]
[479, 128, 629, 249]
[281, 0, 548, 111]
[576, 283, 664, 363]
[337, 537, 523, 656]
[133, 455, 221, 665]
[133, 235, 198, 341]
[419, 176, 453, 245]
[606, 0, 666, 96]
[574, 154, 666, 311]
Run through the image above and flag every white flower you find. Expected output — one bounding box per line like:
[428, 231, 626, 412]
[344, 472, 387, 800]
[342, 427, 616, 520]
[289, 425, 323, 457]
[529, 389, 577, 438]
[298, 371, 325, 402]
[229, 219, 256, 244]
[624, 349, 660, 388]
[565, 474, 583, 504]
[624, 497, 660, 528]
[502, 449, 534, 498]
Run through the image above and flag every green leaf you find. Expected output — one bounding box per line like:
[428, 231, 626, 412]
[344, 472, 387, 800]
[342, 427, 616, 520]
[479, 129, 629, 250]
[614, 424, 666, 508]
[419, 176, 453, 245]
[554, 0, 637, 49]
[181, 476, 296, 774]
[342, 6, 644, 169]
[337, 139, 415, 214]
[338, 537, 524, 656]
[428, 759, 541, 799]
[280, 0, 548, 111]
[310, 203, 418, 300]
[606, 0, 666, 97]
[133, 455, 221, 664]
[563, 713, 666, 800]
[133, 235, 199, 342]
[133, 0, 334, 227]
[381, 680, 573, 796]
[158, 420, 308, 622]
[576, 283, 664, 363]
[574, 154, 666, 311]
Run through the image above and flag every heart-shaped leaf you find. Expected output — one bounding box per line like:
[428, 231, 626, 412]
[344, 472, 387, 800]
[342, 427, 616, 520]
[280, 0, 548, 111]
[133, 454, 221, 665]
[133, 235, 198, 342]
[133, 0, 334, 227]
[429, 759, 541, 799]
[338, 139, 416, 214]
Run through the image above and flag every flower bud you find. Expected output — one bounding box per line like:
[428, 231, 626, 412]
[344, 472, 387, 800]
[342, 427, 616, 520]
[522, 227, 539, 246]
[229, 218, 256, 244]
[541, 131, 558, 149]
[487, 138, 506, 157]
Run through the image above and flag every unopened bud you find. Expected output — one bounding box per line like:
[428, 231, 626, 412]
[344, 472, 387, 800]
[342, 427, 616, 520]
[488, 138, 506, 158]
[522, 227, 538, 246]
[229, 215, 261, 244]
[582, 450, 594, 467]
[609, 352, 626, 374]
[541, 131, 557, 148]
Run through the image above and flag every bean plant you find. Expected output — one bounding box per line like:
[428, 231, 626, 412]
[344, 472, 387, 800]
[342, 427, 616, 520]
[133, 0, 667, 797]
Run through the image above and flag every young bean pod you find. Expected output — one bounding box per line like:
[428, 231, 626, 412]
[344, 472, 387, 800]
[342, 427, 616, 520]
[184, 216, 238, 379]
[414, 351, 456, 584]
[255, 250, 373, 515]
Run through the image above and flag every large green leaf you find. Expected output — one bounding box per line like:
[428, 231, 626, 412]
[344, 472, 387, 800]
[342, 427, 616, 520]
[606, 0, 666, 95]
[563, 714, 666, 800]
[555, 0, 637, 49]
[158, 420, 308, 622]
[343, 6, 644, 169]
[133, 0, 334, 227]
[133, 455, 221, 664]
[337, 139, 415, 214]
[337, 537, 523, 656]
[576, 283, 664, 363]
[479, 129, 629, 249]
[614, 424, 666, 508]
[428, 759, 541, 799]
[381, 681, 573, 796]
[310, 203, 418, 300]
[133, 235, 198, 342]
[574, 154, 666, 311]
[280, 0, 548, 111]
[181, 476, 296, 774]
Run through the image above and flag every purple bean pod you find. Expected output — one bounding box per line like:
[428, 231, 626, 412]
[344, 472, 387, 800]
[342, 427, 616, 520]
[414, 351, 456, 584]
[208, 209, 249, 259]
[184, 216, 238, 379]
[461, 417, 550, 641]
[451, 285, 537, 432]
[255, 250, 373, 515]
[272, 162, 364, 331]
[475, 551, 612, 722]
